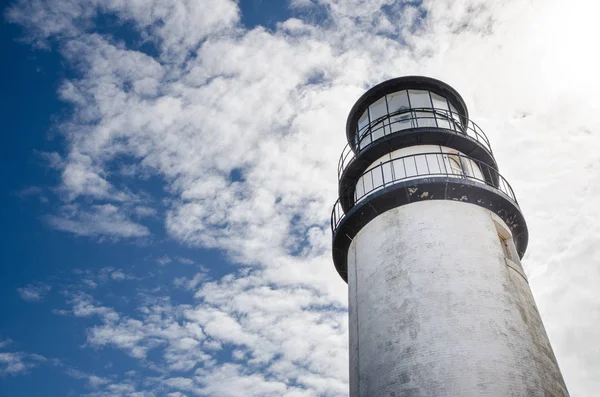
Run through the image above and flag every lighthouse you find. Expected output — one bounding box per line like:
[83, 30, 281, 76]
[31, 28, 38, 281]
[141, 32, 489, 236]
[331, 76, 569, 396]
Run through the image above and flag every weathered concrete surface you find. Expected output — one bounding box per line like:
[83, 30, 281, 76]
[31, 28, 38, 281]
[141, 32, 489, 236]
[347, 200, 568, 397]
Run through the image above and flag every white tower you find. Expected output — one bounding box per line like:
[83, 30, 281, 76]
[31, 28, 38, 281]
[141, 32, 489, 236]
[331, 76, 569, 396]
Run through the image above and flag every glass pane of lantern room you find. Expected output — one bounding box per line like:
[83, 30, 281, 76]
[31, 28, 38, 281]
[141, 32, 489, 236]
[430, 92, 451, 129]
[358, 134, 371, 151]
[449, 102, 463, 130]
[435, 114, 451, 130]
[431, 93, 449, 111]
[370, 120, 386, 143]
[386, 90, 409, 114]
[408, 90, 432, 109]
[356, 110, 369, 147]
[358, 109, 369, 135]
[369, 97, 388, 121]
[415, 111, 436, 128]
[449, 102, 459, 115]
[387, 91, 411, 133]
[390, 112, 413, 133]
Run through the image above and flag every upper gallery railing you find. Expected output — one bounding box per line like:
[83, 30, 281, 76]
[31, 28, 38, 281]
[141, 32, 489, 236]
[338, 108, 493, 179]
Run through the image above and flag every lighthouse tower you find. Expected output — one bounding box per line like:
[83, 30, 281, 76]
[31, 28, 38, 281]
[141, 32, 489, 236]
[331, 76, 569, 396]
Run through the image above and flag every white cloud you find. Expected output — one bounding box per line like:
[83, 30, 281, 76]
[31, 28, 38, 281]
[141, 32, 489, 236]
[6, 0, 600, 395]
[110, 271, 126, 281]
[6, 0, 240, 59]
[82, 380, 150, 397]
[16, 186, 44, 199]
[173, 272, 205, 290]
[69, 293, 120, 322]
[175, 257, 194, 265]
[36, 151, 64, 169]
[133, 206, 157, 218]
[157, 256, 172, 265]
[167, 392, 188, 397]
[49, 271, 347, 395]
[66, 368, 111, 389]
[18, 283, 51, 302]
[59, 152, 132, 202]
[45, 204, 149, 239]
[0, 351, 46, 377]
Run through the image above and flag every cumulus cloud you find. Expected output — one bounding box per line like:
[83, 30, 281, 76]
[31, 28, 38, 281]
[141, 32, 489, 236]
[53, 270, 347, 396]
[0, 345, 46, 377]
[66, 368, 111, 389]
[15, 186, 48, 203]
[17, 282, 51, 302]
[6, 0, 600, 395]
[69, 293, 120, 322]
[175, 257, 194, 265]
[45, 204, 149, 239]
[173, 272, 205, 290]
[133, 206, 157, 218]
[156, 256, 173, 265]
[6, 0, 239, 59]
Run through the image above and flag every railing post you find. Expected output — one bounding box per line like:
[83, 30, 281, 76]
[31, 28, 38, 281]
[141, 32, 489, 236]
[457, 154, 466, 178]
[440, 152, 450, 176]
[468, 158, 475, 180]
[485, 165, 494, 187]
[370, 168, 375, 189]
[362, 176, 366, 201]
[435, 153, 442, 176]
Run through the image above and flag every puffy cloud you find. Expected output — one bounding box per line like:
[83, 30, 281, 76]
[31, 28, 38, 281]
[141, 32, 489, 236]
[173, 272, 205, 290]
[54, 270, 347, 396]
[175, 257, 194, 265]
[17, 282, 51, 302]
[0, 349, 46, 377]
[69, 293, 120, 322]
[66, 368, 111, 389]
[6, 0, 239, 59]
[156, 256, 173, 265]
[45, 204, 149, 238]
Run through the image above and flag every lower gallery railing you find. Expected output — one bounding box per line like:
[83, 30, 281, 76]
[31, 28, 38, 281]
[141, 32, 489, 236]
[331, 152, 518, 233]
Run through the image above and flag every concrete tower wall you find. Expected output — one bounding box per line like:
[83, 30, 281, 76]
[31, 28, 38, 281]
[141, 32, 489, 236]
[347, 200, 568, 397]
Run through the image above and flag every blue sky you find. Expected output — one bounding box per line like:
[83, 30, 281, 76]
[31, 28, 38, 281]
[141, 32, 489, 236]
[1, 0, 600, 396]
[0, 1, 294, 395]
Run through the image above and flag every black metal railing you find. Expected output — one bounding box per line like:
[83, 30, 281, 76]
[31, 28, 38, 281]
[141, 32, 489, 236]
[331, 152, 517, 234]
[338, 108, 493, 179]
